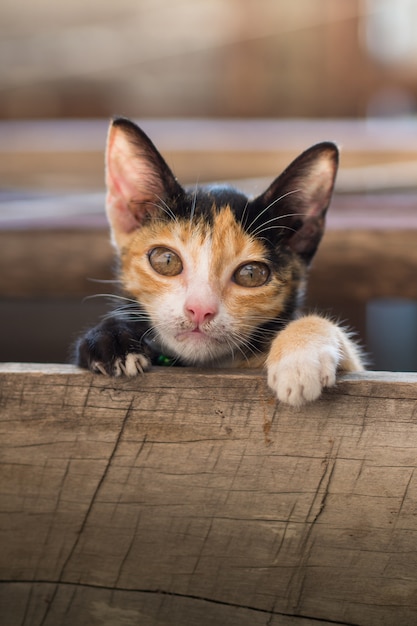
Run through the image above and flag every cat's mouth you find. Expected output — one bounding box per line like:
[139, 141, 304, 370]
[153, 317, 235, 364]
[171, 327, 231, 365]
[176, 327, 220, 342]
[174, 324, 231, 352]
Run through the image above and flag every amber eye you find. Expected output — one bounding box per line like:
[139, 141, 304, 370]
[148, 247, 183, 276]
[233, 262, 270, 287]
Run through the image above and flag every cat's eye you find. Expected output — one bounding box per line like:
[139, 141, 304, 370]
[233, 262, 270, 287]
[148, 247, 183, 276]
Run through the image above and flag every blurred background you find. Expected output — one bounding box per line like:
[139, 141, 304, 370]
[1, 0, 417, 370]
[2, 0, 417, 120]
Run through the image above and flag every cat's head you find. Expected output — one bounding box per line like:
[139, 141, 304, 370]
[105, 117, 338, 365]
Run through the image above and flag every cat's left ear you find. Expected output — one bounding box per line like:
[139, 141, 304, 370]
[105, 117, 184, 249]
[252, 142, 339, 263]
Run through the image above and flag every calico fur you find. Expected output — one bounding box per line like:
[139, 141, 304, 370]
[75, 117, 363, 406]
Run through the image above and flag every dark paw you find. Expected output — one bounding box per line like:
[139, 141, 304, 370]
[89, 352, 151, 377]
[75, 319, 151, 377]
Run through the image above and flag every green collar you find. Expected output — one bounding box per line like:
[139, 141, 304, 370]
[156, 353, 176, 366]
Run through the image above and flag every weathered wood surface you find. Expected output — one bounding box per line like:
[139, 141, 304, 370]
[1, 366, 417, 625]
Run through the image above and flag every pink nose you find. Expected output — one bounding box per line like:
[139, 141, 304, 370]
[186, 303, 217, 325]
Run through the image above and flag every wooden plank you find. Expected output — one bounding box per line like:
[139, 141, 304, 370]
[1, 366, 417, 625]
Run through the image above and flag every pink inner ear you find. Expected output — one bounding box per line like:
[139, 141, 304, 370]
[105, 125, 154, 237]
[293, 153, 337, 221]
[278, 149, 337, 262]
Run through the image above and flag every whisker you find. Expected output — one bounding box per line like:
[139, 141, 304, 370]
[239, 197, 251, 230]
[246, 189, 301, 232]
[87, 278, 122, 285]
[189, 182, 199, 221]
[83, 293, 139, 305]
[102, 311, 149, 324]
[227, 333, 261, 362]
[250, 210, 308, 237]
[250, 218, 298, 238]
[153, 195, 178, 222]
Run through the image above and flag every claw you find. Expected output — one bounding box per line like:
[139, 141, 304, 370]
[91, 361, 108, 376]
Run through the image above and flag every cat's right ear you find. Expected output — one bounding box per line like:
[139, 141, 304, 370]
[105, 117, 183, 249]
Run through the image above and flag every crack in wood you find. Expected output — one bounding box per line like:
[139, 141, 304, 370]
[287, 439, 340, 614]
[37, 397, 135, 626]
[0, 580, 361, 626]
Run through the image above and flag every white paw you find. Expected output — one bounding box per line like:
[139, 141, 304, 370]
[92, 353, 151, 377]
[267, 346, 338, 407]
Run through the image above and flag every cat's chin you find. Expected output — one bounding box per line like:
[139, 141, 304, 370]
[163, 329, 231, 365]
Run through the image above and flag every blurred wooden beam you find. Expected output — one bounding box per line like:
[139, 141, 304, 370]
[1, 119, 417, 191]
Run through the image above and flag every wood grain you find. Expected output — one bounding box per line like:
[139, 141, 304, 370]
[1, 366, 417, 625]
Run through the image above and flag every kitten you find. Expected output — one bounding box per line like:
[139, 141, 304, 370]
[75, 117, 363, 406]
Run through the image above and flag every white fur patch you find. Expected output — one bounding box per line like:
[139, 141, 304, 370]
[267, 345, 339, 407]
